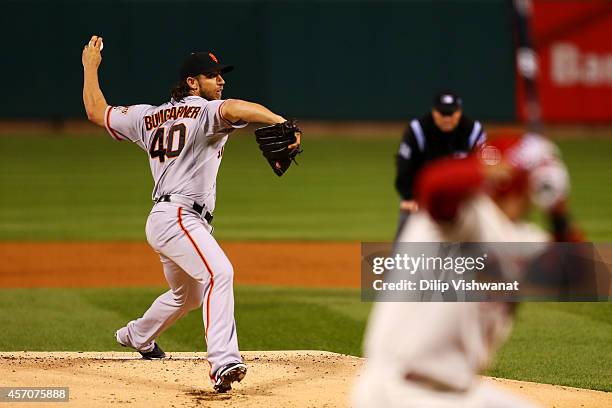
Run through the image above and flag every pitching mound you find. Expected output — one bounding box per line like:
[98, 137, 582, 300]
[1, 351, 610, 407]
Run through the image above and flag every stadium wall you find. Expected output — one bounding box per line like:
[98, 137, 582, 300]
[3, 0, 515, 121]
[516, 0, 612, 123]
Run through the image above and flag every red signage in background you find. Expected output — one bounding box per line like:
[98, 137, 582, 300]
[517, 1, 612, 123]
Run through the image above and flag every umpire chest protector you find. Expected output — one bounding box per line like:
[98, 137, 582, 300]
[395, 113, 485, 200]
[409, 114, 484, 160]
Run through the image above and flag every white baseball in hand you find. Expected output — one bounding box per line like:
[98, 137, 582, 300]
[86, 39, 103, 51]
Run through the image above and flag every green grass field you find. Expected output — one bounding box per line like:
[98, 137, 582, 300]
[1, 132, 611, 391]
[3, 133, 611, 241]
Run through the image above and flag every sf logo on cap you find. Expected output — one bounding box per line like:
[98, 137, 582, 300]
[441, 95, 454, 104]
[209, 52, 219, 63]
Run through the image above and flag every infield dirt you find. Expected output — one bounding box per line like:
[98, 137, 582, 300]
[1, 351, 610, 408]
[0, 242, 360, 288]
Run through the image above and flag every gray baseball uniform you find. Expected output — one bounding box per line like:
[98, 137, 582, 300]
[107, 96, 247, 380]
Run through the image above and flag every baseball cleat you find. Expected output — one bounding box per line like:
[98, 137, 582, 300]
[138, 343, 166, 360]
[213, 362, 247, 393]
[115, 331, 166, 360]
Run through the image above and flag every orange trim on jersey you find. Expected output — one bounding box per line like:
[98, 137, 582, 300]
[104, 106, 123, 141]
[218, 100, 233, 126]
[177, 207, 215, 341]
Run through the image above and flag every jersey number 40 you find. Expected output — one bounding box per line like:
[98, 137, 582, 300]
[149, 123, 186, 163]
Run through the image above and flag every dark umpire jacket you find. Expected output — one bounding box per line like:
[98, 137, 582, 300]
[395, 113, 486, 200]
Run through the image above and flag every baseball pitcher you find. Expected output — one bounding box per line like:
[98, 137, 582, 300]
[82, 35, 301, 393]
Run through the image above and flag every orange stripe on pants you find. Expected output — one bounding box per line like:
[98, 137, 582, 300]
[177, 207, 215, 340]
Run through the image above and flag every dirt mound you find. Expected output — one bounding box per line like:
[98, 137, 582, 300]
[0, 351, 359, 407]
[484, 377, 611, 408]
[1, 351, 610, 407]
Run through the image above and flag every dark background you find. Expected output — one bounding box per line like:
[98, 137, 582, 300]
[2, 0, 515, 120]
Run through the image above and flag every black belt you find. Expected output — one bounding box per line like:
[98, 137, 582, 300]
[157, 195, 213, 224]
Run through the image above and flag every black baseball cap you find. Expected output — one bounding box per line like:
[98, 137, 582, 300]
[179, 52, 233, 79]
[432, 91, 463, 116]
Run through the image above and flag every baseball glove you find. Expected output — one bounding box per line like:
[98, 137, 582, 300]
[254, 120, 302, 177]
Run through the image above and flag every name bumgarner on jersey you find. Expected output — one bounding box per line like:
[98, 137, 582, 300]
[103, 95, 248, 213]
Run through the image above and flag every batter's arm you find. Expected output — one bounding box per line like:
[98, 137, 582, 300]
[416, 158, 482, 222]
[82, 35, 108, 127]
[416, 158, 512, 222]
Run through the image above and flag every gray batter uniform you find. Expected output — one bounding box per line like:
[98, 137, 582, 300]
[105, 96, 247, 380]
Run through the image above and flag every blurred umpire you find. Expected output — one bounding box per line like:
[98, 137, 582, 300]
[394, 91, 486, 237]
